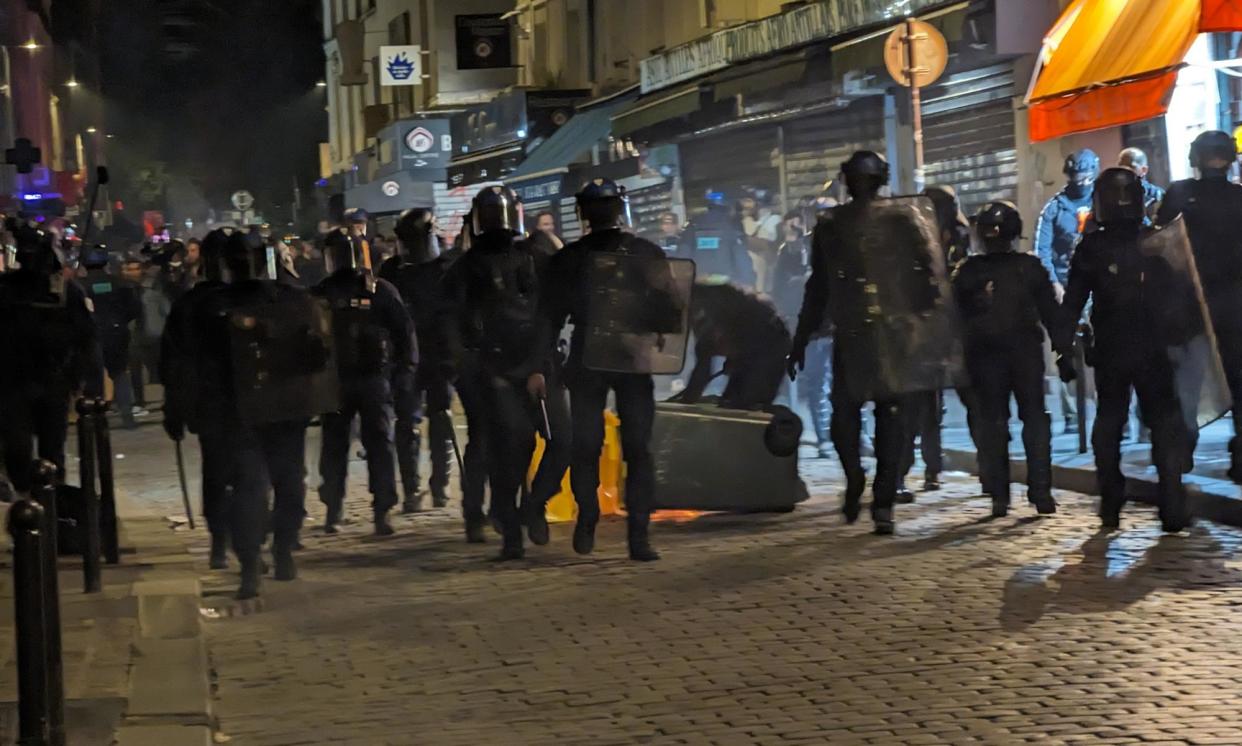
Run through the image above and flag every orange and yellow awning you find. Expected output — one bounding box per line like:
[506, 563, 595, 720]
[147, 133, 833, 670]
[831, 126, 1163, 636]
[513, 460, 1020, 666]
[1026, 0, 1242, 142]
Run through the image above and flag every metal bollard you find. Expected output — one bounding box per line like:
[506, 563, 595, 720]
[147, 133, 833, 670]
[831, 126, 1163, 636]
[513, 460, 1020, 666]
[76, 398, 102, 594]
[93, 399, 119, 565]
[8, 499, 50, 745]
[31, 461, 66, 746]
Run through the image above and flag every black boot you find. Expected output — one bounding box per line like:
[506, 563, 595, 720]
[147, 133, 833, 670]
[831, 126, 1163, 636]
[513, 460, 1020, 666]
[991, 496, 1010, 518]
[236, 559, 261, 600]
[465, 517, 487, 544]
[921, 474, 942, 492]
[842, 474, 865, 524]
[1031, 495, 1057, 515]
[895, 483, 916, 504]
[627, 516, 660, 562]
[431, 488, 449, 509]
[573, 519, 596, 555]
[525, 501, 550, 546]
[374, 510, 395, 537]
[872, 506, 895, 535]
[1099, 497, 1123, 532]
[401, 491, 424, 515]
[209, 533, 229, 570]
[272, 545, 297, 581]
[323, 504, 342, 535]
[498, 527, 525, 561]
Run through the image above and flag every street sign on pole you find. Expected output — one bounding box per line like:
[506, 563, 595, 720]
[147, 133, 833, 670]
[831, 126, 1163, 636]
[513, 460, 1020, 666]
[884, 20, 948, 194]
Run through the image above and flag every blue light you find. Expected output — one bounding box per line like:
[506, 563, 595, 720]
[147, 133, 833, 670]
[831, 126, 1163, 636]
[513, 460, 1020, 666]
[315, 178, 329, 187]
[517, 128, 527, 138]
[21, 192, 60, 201]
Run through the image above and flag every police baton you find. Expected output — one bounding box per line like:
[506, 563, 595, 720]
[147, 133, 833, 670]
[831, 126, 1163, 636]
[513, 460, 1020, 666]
[174, 440, 196, 530]
[538, 396, 552, 443]
[446, 421, 465, 475]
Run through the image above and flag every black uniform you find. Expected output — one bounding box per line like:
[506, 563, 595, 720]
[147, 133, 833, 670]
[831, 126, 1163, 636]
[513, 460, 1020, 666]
[792, 201, 905, 529]
[546, 228, 671, 555]
[191, 275, 322, 596]
[313, 270, 417, 531]
[161, 274, 232, 565]
[1156, 176, 1242, 478]
[83, 266, 142, 427]
[379, 253, 454, 509]
[677, 282, 789, 410]
[1063, 222, 1190, 531]
[0, 268, 98, 491]
[442, 230, 570, 554]
[953, 249, 1061, 512]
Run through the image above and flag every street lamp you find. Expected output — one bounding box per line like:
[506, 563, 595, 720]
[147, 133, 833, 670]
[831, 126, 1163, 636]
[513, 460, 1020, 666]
[21, 40, 40, 51]
[86, 127, 97, 134]
[316, 80, 327, 87]
[65, 79, 80, 88]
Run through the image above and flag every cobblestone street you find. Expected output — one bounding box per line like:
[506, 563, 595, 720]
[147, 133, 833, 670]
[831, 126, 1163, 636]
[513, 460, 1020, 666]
[109, 421, 1242, 746]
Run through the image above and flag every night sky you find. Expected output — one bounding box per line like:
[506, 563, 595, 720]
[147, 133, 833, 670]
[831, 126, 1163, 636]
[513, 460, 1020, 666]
[98, 0, 326, 227]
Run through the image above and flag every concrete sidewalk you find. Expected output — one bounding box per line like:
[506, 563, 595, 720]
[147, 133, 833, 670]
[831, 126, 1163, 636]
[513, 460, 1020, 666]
[921, 392, 1242, 526]
[0, 449, 214, 746]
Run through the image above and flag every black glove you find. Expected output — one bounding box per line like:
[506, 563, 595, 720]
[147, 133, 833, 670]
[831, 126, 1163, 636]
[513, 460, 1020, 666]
[786, 337, 807, 382]
[164, 417, 185, 442]
[1056, 355, 1077, 384]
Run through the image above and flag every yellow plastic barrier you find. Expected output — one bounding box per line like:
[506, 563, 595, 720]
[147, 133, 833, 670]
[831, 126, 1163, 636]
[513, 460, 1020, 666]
[531, 410, 624, 523]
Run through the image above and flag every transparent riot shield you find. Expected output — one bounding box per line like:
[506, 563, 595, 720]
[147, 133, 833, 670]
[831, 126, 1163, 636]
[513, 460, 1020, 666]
[857, 195, 966, 397]
[229, 294, 340, 425]
[581, 252, 695, 375]
[1140, 217, 1232, 430]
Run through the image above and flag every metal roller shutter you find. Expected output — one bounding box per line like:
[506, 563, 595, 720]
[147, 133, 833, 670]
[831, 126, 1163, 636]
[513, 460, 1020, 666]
[784, 97, 887, 203]
[680, 127, 780, 212]
[921, 63, 1018, 215]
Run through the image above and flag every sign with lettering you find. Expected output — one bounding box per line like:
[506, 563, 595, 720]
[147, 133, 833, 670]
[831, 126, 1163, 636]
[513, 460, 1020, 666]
[639, 0, 953, 93]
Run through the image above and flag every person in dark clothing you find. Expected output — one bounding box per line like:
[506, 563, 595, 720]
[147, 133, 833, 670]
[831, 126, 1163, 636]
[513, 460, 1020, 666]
[898, 185, 974, 494]
[527, 210, 564, 258]
[545, 178, 682, 561]
[161, 229, 233, 569]
[953, 201, 1064, 518]
[672, 282, 789, 410]
[1064, 167, 1193, 533]
[788, 151, 907, 535]
[1156, 130, 1242, 483]
[0, 223, 99, 493]
[183, 232, 326, 598]
[314, 228, 417, 537]
[442, 186, 570, 559]
[1118, 147, 1164, 222]
[82, 245, 143, 428]
[380, 207, 454, 513]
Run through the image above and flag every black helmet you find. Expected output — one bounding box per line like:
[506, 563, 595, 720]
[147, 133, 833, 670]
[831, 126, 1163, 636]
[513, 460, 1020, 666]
[13, 224, 57, 275]
[1063, 149, 1100, 179]
[841, 151, 889, 200]
[222, 230, 276, 281]
[323, 227, 358, 273]
[82, 243, 111, 269]
[471, 185, 523, 236]
[199, 228, 230, 282]
[575, 177, 631, 229]
[974, 201, 1023, 251]
[1092, 167, 1145, 227]
[1190, 130, 1237, 175]
[394, 208, 440, 264]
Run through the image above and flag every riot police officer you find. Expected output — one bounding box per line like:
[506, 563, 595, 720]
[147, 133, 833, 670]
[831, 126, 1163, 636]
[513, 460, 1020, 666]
[0, 224, 99, 493]
[314, 228, 416, 536]
[546, 178, 682, 560]
[1063, 168, 1193, 532]
[1156, 130, 1242, 482]
[82, 245, 142, 429]
[442, 186, 571, 558]
[379, 208, 454, 513]
[953, 202, 1064, 517]
[788, 151, 914, 535]
[191, 232, 331, 597]
[162, 229, 232, 569]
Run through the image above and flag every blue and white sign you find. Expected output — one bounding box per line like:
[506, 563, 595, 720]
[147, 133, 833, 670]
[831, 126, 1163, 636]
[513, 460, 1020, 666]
[380, 45, 422, 87]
